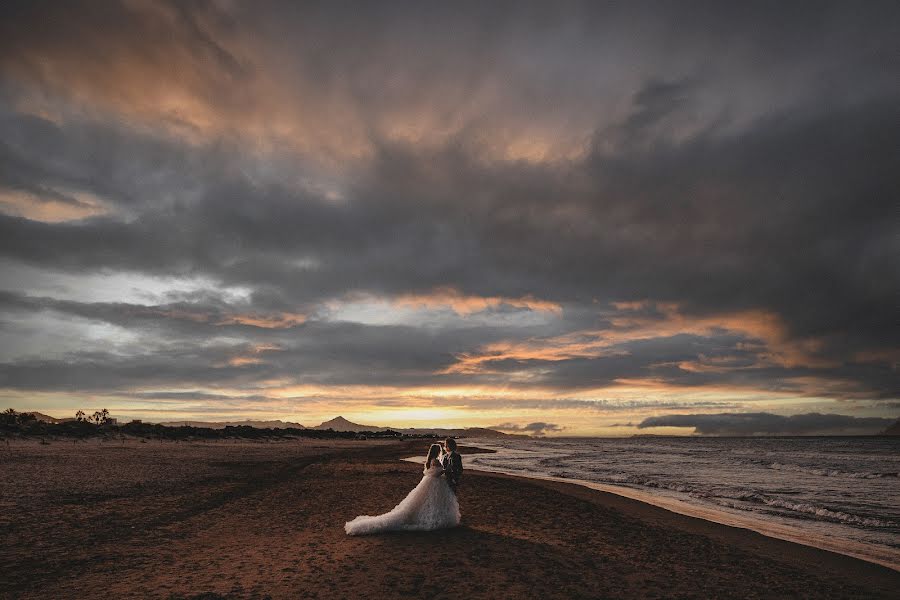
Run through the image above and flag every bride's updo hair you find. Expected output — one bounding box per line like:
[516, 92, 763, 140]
[425, 443, 442, 468]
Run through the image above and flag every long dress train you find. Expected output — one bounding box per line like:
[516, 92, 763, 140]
[344, 462, 460, 535]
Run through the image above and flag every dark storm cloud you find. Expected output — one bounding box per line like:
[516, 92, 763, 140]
[0, 1, 897, 410]
[2, 287, 890, 398]
[0, 289, 542, 390]
[637, 412, 896, 436]
[0, 290, 311, 332]
[2, 98, 897, 338]
[0, 350, 261, 392]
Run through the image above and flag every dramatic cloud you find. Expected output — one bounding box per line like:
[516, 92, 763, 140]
[637, 413, 896, 436]
[0, 1, 897, 430]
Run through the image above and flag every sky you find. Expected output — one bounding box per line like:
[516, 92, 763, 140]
[0, 1, 897, 435]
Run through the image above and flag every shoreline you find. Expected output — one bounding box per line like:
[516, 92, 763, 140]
[456, 463, 900, 571]
[462, 467, 900, 593]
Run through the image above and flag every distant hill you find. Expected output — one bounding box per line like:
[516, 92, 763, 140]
[312, 416, 381, 432]
[159, 419, 305, 430]
[312, 416, 523, 438]
[882, 419, 900, 436]
[25, 412, 72, 424]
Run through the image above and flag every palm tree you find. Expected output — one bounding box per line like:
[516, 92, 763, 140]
[1, 408, 16, 425]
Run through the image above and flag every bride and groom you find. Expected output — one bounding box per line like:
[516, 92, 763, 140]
[345, 438, 463, 535]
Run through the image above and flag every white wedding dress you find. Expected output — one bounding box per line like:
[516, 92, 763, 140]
[344, 462, 460, 535]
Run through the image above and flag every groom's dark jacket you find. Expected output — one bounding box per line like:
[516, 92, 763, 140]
[441, 451, 463, 490]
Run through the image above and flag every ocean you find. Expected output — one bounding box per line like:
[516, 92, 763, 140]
[464, 436, 900, 570]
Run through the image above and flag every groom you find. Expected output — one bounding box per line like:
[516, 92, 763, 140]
[440, 438, 463, 493]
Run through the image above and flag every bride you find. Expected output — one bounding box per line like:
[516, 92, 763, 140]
[345, 443, 460, 535]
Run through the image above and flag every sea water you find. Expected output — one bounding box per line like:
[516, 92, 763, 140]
[464, 436, 900, 570]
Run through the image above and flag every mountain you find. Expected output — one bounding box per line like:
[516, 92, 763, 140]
[312, 416, 381, 432]
[311, 417, 523, 438]
[25, 411, 71, 424]
[882, 419, 900, 436]
[159, 419, 305, 430]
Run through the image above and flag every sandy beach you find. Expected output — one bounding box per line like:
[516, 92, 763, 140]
[1, 438, 897, 599]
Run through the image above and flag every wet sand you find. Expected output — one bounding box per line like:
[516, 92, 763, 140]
[1, 438, 897, 599]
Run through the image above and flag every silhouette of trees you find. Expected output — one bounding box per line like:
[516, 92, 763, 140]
[1, 409, 42, 436]
[2, 408, 419, 441]
[2, 409, 36, 426]
[88, 409, 109, 426]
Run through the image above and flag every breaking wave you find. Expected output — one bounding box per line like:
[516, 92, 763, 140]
[767, 462, 898, 479]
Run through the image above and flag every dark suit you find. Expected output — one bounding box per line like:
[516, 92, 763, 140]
[441, 451, 463, 492]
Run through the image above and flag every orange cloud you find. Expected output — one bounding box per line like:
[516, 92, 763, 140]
[130, 306, 306, 329]
[394, 287, 562, 315]
[3, 1, 593, 170]
[0, 187, 110, 222]
[443, 302, 834, 374]
[226, 356, 264, 367]
[604, 302, 839, 369]
[216, 312, 307, 328]
[223, 343, 282, 368]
